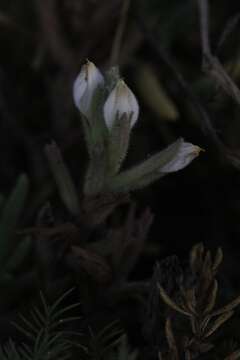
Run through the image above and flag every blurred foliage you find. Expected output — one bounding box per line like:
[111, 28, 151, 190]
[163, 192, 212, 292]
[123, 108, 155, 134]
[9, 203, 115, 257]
[0, 174, 31, 293]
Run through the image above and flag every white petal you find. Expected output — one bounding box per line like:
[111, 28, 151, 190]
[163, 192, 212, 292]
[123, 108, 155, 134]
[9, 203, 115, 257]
[73, 66, 87, 110]
[73, 61, 104, 117]
[87, 61, 104, 91]
[103, 80, 139, 130]
[124, 85, 139, 127]
[103, 86, 118, 129]
[160, 141, 202, 173]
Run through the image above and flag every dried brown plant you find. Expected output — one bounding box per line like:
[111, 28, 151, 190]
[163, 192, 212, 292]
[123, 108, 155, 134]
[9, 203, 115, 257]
[158, 244, 240, 360]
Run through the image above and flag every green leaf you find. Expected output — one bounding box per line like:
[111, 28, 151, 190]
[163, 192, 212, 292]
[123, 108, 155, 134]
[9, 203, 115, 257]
[107, 114, 131, 175]
[82, 86, 109, 196]
[83, 142, 107, 195]
[0, 174, 29, 269]
[0, 339, 23, 360]
[13, 288, 81, 360]
[82, 86, 108, 161]
[45, 142, 80, 216]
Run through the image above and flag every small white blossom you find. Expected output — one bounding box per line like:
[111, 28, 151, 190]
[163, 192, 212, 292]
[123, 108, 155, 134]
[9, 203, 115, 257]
[160, 140, 202, 173]
[103, 79, 139, 130]
[73, 60, 104, 117]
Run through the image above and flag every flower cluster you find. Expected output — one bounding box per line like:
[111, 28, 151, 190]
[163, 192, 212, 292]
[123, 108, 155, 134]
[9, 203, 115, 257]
[73, 60, 139, 130]
[72, 60, 202, 196]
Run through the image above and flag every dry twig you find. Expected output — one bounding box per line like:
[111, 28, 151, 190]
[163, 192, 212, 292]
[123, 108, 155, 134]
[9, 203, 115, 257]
[158, 244, 240, 359]
[197, 0, 240, 105]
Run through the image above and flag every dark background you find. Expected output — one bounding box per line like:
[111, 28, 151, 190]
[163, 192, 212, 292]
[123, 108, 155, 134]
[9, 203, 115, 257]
[1, 0, 240, 355]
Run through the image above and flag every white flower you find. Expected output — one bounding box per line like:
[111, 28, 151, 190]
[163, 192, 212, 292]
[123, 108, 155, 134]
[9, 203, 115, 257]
[160, 140, 202, 173]
[73, 60, 104, 117]
[103, 79, 139, 130]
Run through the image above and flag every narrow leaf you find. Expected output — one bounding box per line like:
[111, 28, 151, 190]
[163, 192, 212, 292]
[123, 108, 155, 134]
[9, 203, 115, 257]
[204, 311, 234, 338]
[107, 114, 131, 175]
[212, 295, 240, 316]
[212, 247, 223, 273]
[45, 142, 80, 216]
[190, 242, 204, 273]
[158, 284, 191, 316]
[0, 174, 29, 268]
[204, 280, 218, 314]
[83, 144, 106, 195]
[165, 318, 179, 359]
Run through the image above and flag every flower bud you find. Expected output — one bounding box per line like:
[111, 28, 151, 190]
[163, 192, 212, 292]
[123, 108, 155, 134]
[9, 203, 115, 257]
[160, 141, 202, 173]
[103, 79, 139, 130]
[73, 60, 104, 117]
